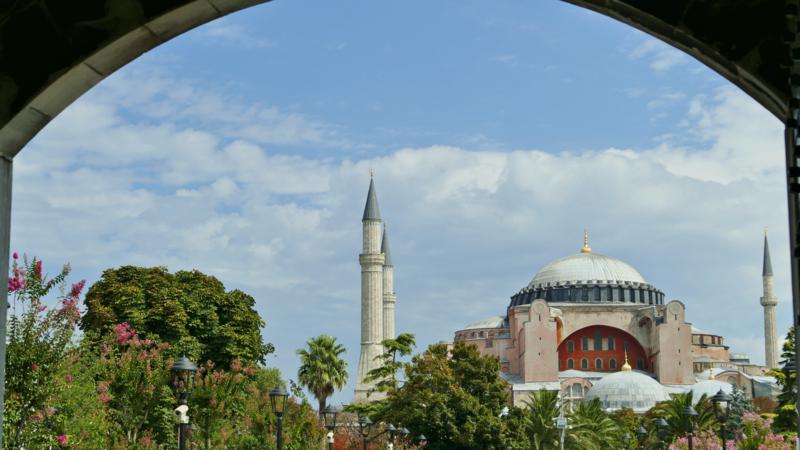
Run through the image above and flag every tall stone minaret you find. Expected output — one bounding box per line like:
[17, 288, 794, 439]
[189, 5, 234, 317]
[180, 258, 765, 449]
[761, 230, 779, 369]
[382, 224, 396, 341]
[355, 174, 385, 402]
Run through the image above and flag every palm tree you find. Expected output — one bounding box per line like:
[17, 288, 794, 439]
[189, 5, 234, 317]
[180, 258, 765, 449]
[296, 335, 348, 416]
[650, 392, 715, 443]
[567, 399, 622, 450]
[524, 389, 561, 450]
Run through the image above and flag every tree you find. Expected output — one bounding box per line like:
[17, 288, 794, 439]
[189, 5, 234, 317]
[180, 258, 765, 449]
[80, 266, 273, 368]
[4, 254, 83, 449]
[296, 335, 348, 416]
[651, 392, 715, 442]
[523, 389, 560, 450]
[379, 342, 523, 450]
[726, 385, 753, 435]
[567, 399, 623, 450]
[770, 326, 796, 433]
[364, 333, 416, 394]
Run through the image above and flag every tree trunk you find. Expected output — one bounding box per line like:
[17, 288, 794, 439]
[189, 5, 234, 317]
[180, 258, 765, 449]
[318, 397, 326, 419]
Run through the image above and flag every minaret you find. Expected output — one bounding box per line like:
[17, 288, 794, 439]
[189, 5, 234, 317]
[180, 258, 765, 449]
[355, 173, 385, 402]
[382, 224, 396, 341]
[761, 229, 779, 369]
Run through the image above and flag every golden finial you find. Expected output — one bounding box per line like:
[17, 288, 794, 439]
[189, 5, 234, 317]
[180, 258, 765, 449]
[621, 350, 632, 371]
[581, 229, 592, 254]
[709, 368, 715, 380]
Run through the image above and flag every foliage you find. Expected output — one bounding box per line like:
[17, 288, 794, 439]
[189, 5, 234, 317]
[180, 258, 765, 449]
[4, 254, 83, 449]
[726, 385, 752, 434]
[651, 392, 716, 442]
[296, 335, 349, 416]
[190, 359, 254, 449]
[770, 326, 796, 433]
[735, 412, 791, 450]
[523, 389, 560, 450]
[80, 266, 273, 368]
[363, 333, 416, 394]
[567, 399, 623, 449]
[379, 342, 523, 450]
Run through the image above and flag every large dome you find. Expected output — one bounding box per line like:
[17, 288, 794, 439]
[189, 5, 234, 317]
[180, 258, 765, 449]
[529, 252, 646, 288]
[584, 370, 669, 413]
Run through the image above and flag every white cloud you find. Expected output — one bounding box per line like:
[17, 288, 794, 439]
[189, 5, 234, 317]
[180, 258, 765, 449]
[14, 72, 790, 403]
[627, 39, 688, 73]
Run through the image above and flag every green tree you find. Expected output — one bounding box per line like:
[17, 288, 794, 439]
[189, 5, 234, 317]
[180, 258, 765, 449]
[4, 255, 83, 449]
[727, 384, 753, 435]
[770, 326, 796, 433]
[567, 399, 622, 450]
[296, 335, 349, 416]
[523, 389, 560, 450]
[190, 359, 254, 449]
[80, 266, 273, 368]
[650, 392, 715, 442]
[380, 342, 523, 450]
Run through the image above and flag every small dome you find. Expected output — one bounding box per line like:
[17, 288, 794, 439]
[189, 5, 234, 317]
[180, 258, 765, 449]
[461, 316, 504, 330]
[690, 379, 733, 404]
[529, 252, 646, 288]
[584, 370, 669, 413]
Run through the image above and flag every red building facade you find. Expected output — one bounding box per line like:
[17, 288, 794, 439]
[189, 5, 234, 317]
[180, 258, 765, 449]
[557, 325, 648, 372]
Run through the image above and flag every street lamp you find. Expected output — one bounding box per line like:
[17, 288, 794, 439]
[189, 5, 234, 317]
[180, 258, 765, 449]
[655, 417, 669, 450]
[269, 387, 289, 450]
[416, 434, 428, 448]
[622, 432, 632, 450]
[386, 424, 397, 450]
[636, 424, 647, 449]
[322, 405, 339, 450]
[358, 416, 372, 450]
[682, 405, 698, 450]
[399, 427, 410, 450]
[711, 389, 732, 449]
[170, 354, 198, 450]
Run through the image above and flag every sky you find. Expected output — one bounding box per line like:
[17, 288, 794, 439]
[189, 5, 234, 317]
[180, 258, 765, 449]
[11, 0, 791, 406]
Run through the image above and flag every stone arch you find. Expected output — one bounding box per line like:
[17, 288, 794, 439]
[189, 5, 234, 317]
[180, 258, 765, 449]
[0, 0, 270, 158]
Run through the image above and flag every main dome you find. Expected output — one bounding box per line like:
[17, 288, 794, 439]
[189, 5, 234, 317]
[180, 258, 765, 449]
[529, 252, 646, 288]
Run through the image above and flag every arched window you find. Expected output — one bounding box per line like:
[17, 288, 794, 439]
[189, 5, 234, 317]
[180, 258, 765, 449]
[637, 358, 644, 370]
[581, 358, 588, 369]
[609, 359, 617, 369]
[593, 286, 601, 301]
[582, 336, 589, 351]
[567, 358, 574, 369]
[607, 337, 615, 350]
[567, 341, 574, 353]
[581, 288, 588, 301]
[595, 358, 603, 370]
[571, 383, 583, 397]
[594, 331, 602, 350]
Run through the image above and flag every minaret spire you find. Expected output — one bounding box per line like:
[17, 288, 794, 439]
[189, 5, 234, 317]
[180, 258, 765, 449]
[761, 229, 779, 369]
[355, 173, 385, 402]
[381, 224, 396, 342]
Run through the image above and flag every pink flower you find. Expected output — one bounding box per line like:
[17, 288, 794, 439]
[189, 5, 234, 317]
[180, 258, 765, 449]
[34, 260, 42, 277]
[12, 252, 17, 260]
[64, 374, 73, 384]
[57, 434, 68, 445]
[68, 280, 85, 299]
[31, 363, 39, 370]
[113, 322, 138, 345]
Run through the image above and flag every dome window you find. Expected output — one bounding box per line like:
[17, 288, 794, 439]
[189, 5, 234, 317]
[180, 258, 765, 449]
[581, 358, 589, 370]
[567, 358, 574, 369]
[595, 358, 603, 370]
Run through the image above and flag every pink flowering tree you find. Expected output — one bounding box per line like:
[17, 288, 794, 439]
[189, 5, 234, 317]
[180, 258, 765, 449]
[735, 412, 791, 450]
[4, 253, 85, 449]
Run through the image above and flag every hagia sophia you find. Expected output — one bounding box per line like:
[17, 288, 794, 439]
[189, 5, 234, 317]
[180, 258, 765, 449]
[354, 176, 780, 411]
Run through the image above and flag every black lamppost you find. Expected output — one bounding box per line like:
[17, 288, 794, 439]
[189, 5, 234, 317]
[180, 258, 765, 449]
[711, 389, 732, 449]
[655, 417, 669, 450]
[358, 416, 372, 450]
[269, 387, 289, 450]
[385, 424, 397, 450]
[416, 434, 427, 448]
[622, 432, 632, 450]
[399, 427, 410, 449]
[322, 405, 339, 450]
[636, 424, 647, 449]
[683, 405, 698, 450]
[170, 354, 198, 450]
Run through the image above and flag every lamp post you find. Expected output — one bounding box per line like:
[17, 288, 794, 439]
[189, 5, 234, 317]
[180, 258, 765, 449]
[622, 432, 632, 450]
[269, 387, 289, 450]
[711, 389, 732, 449]
[683, 405, 698, 450]
[416, 434, 427, 448]
[170, 354, 198, 450]
[655, 417, 669, 450]
[385, 424, 397, 450]
[322, 405, 339, 450]
[399, 427, 410, 450]
[636, 424, 647, 449]
[358, 416, 372, 450]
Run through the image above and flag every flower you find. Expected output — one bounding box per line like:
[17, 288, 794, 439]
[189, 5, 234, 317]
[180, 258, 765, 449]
[64, 374, 73, 384]
[12, 252, 17, 260]
[57, 434, 68, 445]
[31, 363, 39, 370]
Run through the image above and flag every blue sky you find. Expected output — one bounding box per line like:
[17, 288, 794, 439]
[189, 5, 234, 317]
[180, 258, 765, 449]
[11, 0, 790, 406]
